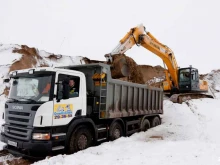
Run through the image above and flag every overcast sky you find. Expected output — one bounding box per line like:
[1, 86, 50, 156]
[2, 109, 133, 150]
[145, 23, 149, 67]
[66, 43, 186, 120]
[1, 0, 220, 74]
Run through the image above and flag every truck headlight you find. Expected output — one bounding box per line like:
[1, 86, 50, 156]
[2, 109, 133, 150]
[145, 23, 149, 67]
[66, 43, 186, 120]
[1, 126, 4, 133]
[32, 133, 50, 140]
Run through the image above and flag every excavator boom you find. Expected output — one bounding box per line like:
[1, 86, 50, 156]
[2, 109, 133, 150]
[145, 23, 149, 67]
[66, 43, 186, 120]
[106, 24, 179, 91]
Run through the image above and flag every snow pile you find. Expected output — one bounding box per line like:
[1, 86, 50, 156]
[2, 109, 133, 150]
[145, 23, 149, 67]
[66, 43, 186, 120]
[146, 76, 165, 85]
[33, 98, 220, 165]
[0, 44, 22, 65]
[38, 50, 84, 67]
[202, 69, 220, 98]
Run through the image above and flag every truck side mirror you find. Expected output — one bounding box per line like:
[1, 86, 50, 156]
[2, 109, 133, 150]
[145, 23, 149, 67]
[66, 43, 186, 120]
[3, 79, 10, 83]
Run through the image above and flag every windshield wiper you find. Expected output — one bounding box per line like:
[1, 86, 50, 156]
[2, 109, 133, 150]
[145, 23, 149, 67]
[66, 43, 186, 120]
[8, 98, 20, 102]
[18, 97, 37, 103]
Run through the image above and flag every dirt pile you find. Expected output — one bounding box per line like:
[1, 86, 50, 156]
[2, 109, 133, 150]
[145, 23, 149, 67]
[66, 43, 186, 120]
[84, 54, 145, 84]
[10, 45, 48, 72]
[7, 44, 165, 87]
[138, 65, 165, 82]
[123, 55, 145, 84]
[83, 54, 165, 85]
[82, 57, 105, 64]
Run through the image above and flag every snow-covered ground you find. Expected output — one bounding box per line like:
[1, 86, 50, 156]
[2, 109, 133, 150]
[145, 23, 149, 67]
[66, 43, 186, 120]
[33, 98, 220, 165]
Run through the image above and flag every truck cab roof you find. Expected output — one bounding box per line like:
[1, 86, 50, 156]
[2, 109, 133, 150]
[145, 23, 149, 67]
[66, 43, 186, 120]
[9, 63, 110, 75]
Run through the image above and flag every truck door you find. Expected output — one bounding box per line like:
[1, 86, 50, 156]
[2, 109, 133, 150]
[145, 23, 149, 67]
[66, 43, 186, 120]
[53, 73, 83, 126]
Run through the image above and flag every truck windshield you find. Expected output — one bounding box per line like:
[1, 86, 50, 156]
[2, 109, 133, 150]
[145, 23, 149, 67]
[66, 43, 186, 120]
[179, 69, 190, 82]
[9, 75, 53, 103]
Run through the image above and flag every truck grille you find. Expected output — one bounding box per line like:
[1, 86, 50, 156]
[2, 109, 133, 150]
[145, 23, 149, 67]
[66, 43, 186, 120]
[5, 104, 37, 141]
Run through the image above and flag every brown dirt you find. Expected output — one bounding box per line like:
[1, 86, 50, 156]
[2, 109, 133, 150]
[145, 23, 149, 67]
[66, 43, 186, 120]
[83, 54, 165, 85]
[124, 55, 145, 84]
[83, 54, 145, 84]
[138, 65, 165, 83]
[10, 45, 48, 72]
[3, 45, 50, 96]
[149, 136, 163, 140]
[200, 73, 208, 80]
[0, 150, 32, 165]
[2, 158, 31, 165]
[46, 54, 62, 60]
[82, 57, 106, 64]
[3, 87, 10, 96]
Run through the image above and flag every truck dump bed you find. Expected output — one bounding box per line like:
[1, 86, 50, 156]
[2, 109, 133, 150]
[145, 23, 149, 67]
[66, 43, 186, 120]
[104, 79, 163, 118]
[58, 63, 163, 119]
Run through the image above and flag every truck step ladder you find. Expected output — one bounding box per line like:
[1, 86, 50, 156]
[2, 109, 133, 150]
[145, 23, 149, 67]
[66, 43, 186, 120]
[99, 73, 107, 118]
[97, 125, 108, 142]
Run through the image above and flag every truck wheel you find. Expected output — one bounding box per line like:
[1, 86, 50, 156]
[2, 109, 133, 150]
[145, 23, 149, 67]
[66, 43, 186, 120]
[68, 126, 93, 154]
[109, 122, 123, 141]
[151, 116, 161, 127]
[141, 119, 150, 132]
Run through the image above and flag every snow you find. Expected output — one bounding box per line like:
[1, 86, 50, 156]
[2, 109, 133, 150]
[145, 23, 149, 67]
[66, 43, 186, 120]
[147, 76, 164, 85]
[0, 44, 22, 65]
[0, 142, 6, 151]
[203, 70, 220, 96]
[37, 50, 84, 67]
[33, 98, 220, 165]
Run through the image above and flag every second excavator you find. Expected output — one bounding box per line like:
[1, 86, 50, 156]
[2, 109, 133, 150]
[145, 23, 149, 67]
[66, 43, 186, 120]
[105, 24, 213, 103]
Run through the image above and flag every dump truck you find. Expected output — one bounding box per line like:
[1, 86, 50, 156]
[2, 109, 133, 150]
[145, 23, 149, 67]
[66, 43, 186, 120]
[1, 63, 163, 158]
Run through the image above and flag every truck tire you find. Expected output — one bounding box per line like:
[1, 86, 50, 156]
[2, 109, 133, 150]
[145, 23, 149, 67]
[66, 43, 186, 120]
[140, 119, 150, 132]
[151, 116, 161, 127]
[109, 122, 123, 141]
[68, 125, 93, 154]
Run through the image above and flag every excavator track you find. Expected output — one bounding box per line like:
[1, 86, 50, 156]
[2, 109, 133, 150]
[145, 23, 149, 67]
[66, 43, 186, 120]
[169, 93, 214, 104]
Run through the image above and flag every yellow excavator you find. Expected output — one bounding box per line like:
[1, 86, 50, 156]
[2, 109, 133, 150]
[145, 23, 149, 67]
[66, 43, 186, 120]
[105, 24, 213, 103]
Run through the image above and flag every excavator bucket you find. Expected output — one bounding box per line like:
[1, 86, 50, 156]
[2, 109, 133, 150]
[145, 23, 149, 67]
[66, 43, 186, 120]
[108, 54, 145, 84]
[109, 54, 130, 78]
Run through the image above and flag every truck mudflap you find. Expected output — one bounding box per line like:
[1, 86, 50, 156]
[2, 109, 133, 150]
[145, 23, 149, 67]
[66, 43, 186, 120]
[170, 93, 214, 104]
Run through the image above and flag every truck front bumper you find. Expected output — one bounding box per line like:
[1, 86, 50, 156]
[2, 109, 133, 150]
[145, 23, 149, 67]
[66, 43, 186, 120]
[1, 133, 53, 158]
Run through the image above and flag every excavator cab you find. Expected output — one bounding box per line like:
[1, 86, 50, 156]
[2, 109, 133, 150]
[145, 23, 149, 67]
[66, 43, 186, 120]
[178, 66, 202, 92]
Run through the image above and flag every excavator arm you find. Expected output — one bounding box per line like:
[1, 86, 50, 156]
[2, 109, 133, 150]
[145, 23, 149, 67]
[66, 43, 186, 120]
[105, 24, 179, 91]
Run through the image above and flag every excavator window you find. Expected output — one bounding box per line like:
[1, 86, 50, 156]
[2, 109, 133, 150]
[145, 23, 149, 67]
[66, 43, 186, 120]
[179, 69, 191, 82]
[191, 69, 198, 81]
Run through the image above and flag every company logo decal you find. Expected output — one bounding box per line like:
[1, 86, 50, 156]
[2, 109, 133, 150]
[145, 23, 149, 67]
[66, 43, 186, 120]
[53, 104, 73, 119]
[12, 106, 23, 110]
